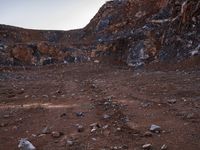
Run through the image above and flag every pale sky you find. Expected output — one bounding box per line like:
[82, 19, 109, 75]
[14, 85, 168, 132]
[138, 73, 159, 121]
[0, 0, 107, 30]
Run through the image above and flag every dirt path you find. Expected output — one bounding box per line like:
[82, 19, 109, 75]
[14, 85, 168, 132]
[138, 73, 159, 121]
[0, 63, 200, 150]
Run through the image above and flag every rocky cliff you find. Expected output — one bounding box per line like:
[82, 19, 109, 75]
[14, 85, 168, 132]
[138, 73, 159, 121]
[0, 0, 199, 67]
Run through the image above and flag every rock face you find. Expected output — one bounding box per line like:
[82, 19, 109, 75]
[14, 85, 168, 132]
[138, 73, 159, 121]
[0, 0, 199, 67]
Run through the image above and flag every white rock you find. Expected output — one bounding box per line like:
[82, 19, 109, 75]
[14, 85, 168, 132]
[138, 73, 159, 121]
[18, 138, 36, 150]
[142, 143, 152, 149]
[150, 124, 161, 132]
[94, 60, 100, 63]
[161, 144, 168, 150]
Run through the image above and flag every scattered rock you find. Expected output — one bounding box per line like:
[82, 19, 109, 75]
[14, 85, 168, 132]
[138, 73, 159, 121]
[167, 99, 176, 104]
[161, 144, 168, 150]
[51, 131, 62, 138]
[25, 95, 29, 99]
[67, 140, 74, 146]
[150, 124, 161, 133]
[42, 126, 51, 134]
[0, 122, 8, 127]
[42, 95, 49, 98]
[142, 144, 152, 150]
[94, 60, 100, 63]
[186, 113, 195, 119]
[141, 102, 151, 108]
[3, 114, 10, 118]
[116, 127, 121, 131]
[76, 112, 84, 117]
[144, 131, 153, 137]
[90, 123, 100, 128]
[90, 123, 101, 132]
[18, 138, 36, 150]
[76, 124, 84, 132]
[92, 137, 97, 141]
[103, 114, 111, 119]
[103, 125, 109, 129]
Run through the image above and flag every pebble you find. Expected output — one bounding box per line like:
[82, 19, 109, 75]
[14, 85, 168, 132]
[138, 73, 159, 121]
[142, 144, 152, 150]
[103, 125, 109, 129]
[150, 124, 161, 133]
[94, 60, 100, 63]
[67, 140, 74, 146]
[18, 138, 36, 150]
[25, 95, 29, 98]
[42, 126, 51, 134]
[90, 123, 99, 128]
[161, 144, 168, 150]
[144, 131, 153, 137]
[3, 114, 10, 118]
[103, 114, 111, 119]
[42, 95, 49, 98]
[76, 112, 84, 117]
[167, 99, 176, 104]
[77, 125, 84, 132]
[0, 123, 8, 127]
[186, 113, 195, 119]
[51, 131, 61, 138]
[92, 137, 97, 141]
[116, 127, 121, 131]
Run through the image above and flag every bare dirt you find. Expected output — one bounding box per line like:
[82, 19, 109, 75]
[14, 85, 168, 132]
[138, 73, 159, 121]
[0, 62, 200, 150]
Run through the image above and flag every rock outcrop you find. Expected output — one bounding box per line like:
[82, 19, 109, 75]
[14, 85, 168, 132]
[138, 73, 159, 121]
[0, 0, 199, 67]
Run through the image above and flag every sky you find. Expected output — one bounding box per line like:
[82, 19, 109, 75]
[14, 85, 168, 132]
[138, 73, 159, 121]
[0, 0, 107, 30]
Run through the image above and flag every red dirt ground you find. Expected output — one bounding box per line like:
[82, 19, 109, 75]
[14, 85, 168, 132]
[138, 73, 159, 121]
[0, 62, 200, 150]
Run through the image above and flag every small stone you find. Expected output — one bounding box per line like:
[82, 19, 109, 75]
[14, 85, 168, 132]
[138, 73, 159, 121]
[186, 113, 195, 119]
[42, 95, 49, 98]
[161, 144, 168, 150]
[91, 128, 97, 133]
[76, 112, 84, 117]
[94, 60, 100, 63]
[67, 140, 73, 146]
[42, 126, 51, 134]
[103, 125, 109, 129]
[141, 102, 151, 108]
[90, 123, 101, 129]
[12, 126, 18, 130]
[51, 131, 61, 138]
[103, 114, 111, 119]
[31, 95, 36, 98]
[3, 114, 10, 118]
[32, 134, 37, 137]
[18, 138, 36, 150]
[25, 95, 29, 98]
[0, 123, 8, 127]
[77, 125, 84, 132]
[150, 124, 161, 133]
[142, 144, 152, 150]
[167, 99, 176, 104]
[116, 127, 121, 131]
[144, 131, 153, 137]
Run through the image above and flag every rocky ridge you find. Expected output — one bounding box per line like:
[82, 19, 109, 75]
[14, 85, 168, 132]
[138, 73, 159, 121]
[0, 0, 199, 67]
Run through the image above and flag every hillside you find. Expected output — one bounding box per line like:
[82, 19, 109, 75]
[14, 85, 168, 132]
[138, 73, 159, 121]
[0, 1, 200, 150]
[0, 0, 199, 67]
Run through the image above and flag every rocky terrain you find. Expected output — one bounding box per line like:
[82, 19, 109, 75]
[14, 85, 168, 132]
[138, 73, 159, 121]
[0, 0, 200, 150]
[0, 0, 199, 67]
